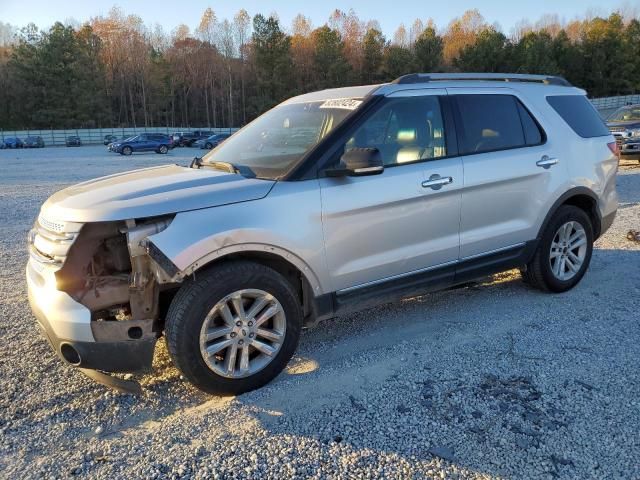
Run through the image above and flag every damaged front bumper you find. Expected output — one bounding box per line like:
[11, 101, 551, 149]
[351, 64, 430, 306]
[27, 258, 157, 388]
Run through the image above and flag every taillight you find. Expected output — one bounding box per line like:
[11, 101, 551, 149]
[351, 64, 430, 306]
[607, 141, 619, 157]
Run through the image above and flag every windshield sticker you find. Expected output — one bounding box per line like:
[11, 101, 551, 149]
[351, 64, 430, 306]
[319, 98, 362, 110]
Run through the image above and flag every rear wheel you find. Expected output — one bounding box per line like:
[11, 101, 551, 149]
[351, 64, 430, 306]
[165, 261, 302, 395]
[158, 145, 168, 154]
[121, 146, 132, 156]
[523, 205, 593, 292]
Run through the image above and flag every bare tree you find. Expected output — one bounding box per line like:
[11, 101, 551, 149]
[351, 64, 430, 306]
[234, 9, 250, 124]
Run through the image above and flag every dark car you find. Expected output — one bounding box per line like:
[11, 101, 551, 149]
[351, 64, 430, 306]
[1, 137, 24, 149]
[607, 104, 640, 161]
[112, 133, 174, 155]
[66, 136, 82, 147]
[24, 136, 45, 148]
[107, 136, 130, 151]
[104, 134, 119, 145]
[198, 133, 232, 149]
[172, 130, 213, 147]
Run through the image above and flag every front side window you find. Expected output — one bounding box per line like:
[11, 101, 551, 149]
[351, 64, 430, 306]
[201, 99, 362, 179]
[342, 96, 447, 167]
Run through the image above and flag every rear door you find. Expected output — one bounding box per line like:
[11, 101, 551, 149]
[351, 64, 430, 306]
[319, 90, 463, 292]
[449, 88, 567, 259]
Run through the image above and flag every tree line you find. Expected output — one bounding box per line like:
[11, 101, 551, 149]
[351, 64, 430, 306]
[0, 7, 638, 130]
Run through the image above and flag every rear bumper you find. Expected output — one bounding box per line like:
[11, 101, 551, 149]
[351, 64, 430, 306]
[27, 261, 156, 373]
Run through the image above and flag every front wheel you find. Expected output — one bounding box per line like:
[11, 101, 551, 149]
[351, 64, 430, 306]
[165, 261, 302, 395]
[523, 205, 593, 292]
[205, 142, 213, 149]
[121, 146, 132, 156]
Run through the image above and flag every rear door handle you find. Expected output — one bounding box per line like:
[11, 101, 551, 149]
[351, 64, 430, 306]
[536, 155, 559, 169]
[422, 174, 453, 190]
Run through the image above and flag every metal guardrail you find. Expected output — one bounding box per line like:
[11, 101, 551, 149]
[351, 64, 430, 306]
[0, 126, 238, 147]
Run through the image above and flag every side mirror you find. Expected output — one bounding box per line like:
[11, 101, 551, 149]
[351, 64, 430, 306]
[325, 148, 384, 177]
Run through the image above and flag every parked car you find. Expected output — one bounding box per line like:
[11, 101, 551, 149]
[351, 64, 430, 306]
[172, 130, 213, 147]
[107, 136, 130, 152]
[66, 136, 82, 147]
[27, 73, 618, 395]
[606, 104, 640, 161]
[111, 133, 174, 155]
[23, 136, 45, 148]
[104, 134, 119, 145]
[198, 133, 232, 149]
[1, 137, 23, 148]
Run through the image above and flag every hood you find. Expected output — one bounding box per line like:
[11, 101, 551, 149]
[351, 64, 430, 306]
[42, 164, 275, 222]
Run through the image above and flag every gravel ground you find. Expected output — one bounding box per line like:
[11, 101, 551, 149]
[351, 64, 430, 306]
[1, 146, 639, 479]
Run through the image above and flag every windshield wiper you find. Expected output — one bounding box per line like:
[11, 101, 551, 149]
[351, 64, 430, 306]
[206, 161, 239, 174]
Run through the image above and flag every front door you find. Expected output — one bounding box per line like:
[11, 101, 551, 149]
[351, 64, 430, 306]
[319, 90, 463, 292]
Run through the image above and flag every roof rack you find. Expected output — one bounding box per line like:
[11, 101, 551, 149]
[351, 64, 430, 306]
[392, 73, 572, 87]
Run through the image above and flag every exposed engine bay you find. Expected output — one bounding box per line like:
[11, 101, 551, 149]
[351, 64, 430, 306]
[54, 216, 178, 346]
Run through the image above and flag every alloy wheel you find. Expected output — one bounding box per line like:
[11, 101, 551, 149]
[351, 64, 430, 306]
[199, 289, 286, 378]
[549, 221, 587, 281]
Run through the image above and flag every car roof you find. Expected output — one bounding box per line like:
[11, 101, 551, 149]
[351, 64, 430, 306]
[281, 73, 585, 105]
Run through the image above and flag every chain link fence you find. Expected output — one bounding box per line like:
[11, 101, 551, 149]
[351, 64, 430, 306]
[591, 94, 640, 118]
[0, 126, 237, 147]
[2, 94, 639, 145]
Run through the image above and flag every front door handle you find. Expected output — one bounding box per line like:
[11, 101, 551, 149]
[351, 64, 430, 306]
[536, 155, 559, 169]
[422, 174, 453, 190]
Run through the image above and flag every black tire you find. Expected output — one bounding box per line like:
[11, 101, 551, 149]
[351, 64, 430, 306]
[165, 261, 302, 395]
[205, 142, 213, 149]
[121, 146, 132, 156]
[158, 145, 168, 154]
[523, 205, 593, 293]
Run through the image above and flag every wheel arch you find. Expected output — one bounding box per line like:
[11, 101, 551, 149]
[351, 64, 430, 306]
[150, 242, 329, 325]
[537, 187, 602, 240]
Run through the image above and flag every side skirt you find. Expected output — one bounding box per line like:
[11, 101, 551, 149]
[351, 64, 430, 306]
[312, 240, 537, 320]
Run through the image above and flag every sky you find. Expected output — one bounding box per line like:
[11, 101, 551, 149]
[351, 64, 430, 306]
[1, 0, 637, 36]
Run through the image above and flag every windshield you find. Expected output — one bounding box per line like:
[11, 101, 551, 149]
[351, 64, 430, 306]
[201, 98, 363, 179]
[608, 105, 640, 122]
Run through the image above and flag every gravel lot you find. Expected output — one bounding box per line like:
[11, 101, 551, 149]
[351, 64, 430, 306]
[1, 146, 639, 479]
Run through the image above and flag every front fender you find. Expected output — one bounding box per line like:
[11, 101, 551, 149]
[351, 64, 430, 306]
[147, 180, 330, 295]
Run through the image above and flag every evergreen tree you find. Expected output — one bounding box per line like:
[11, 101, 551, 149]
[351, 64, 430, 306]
[311, 26, 351, 89]
[361, 28, 385, 83]
[414, 26, 443, 72]
[250, 14, 292, 115]
[382, 45, 415, 80]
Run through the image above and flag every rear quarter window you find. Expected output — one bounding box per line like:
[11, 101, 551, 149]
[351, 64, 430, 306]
[546, 95, 610, 138]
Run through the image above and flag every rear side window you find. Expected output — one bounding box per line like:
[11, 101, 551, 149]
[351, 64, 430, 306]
[453, 95, 542, 155]
[546, 95, 609, 138]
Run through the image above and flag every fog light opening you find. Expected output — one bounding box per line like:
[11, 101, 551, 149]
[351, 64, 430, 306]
[128, 327, 143, 339]
[60, 343, 81, 365]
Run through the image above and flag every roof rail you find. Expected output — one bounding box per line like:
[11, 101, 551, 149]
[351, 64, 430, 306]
[392, 73, 572, 87]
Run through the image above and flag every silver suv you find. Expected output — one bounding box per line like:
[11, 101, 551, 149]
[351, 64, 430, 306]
[27, 73, 618, 394]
